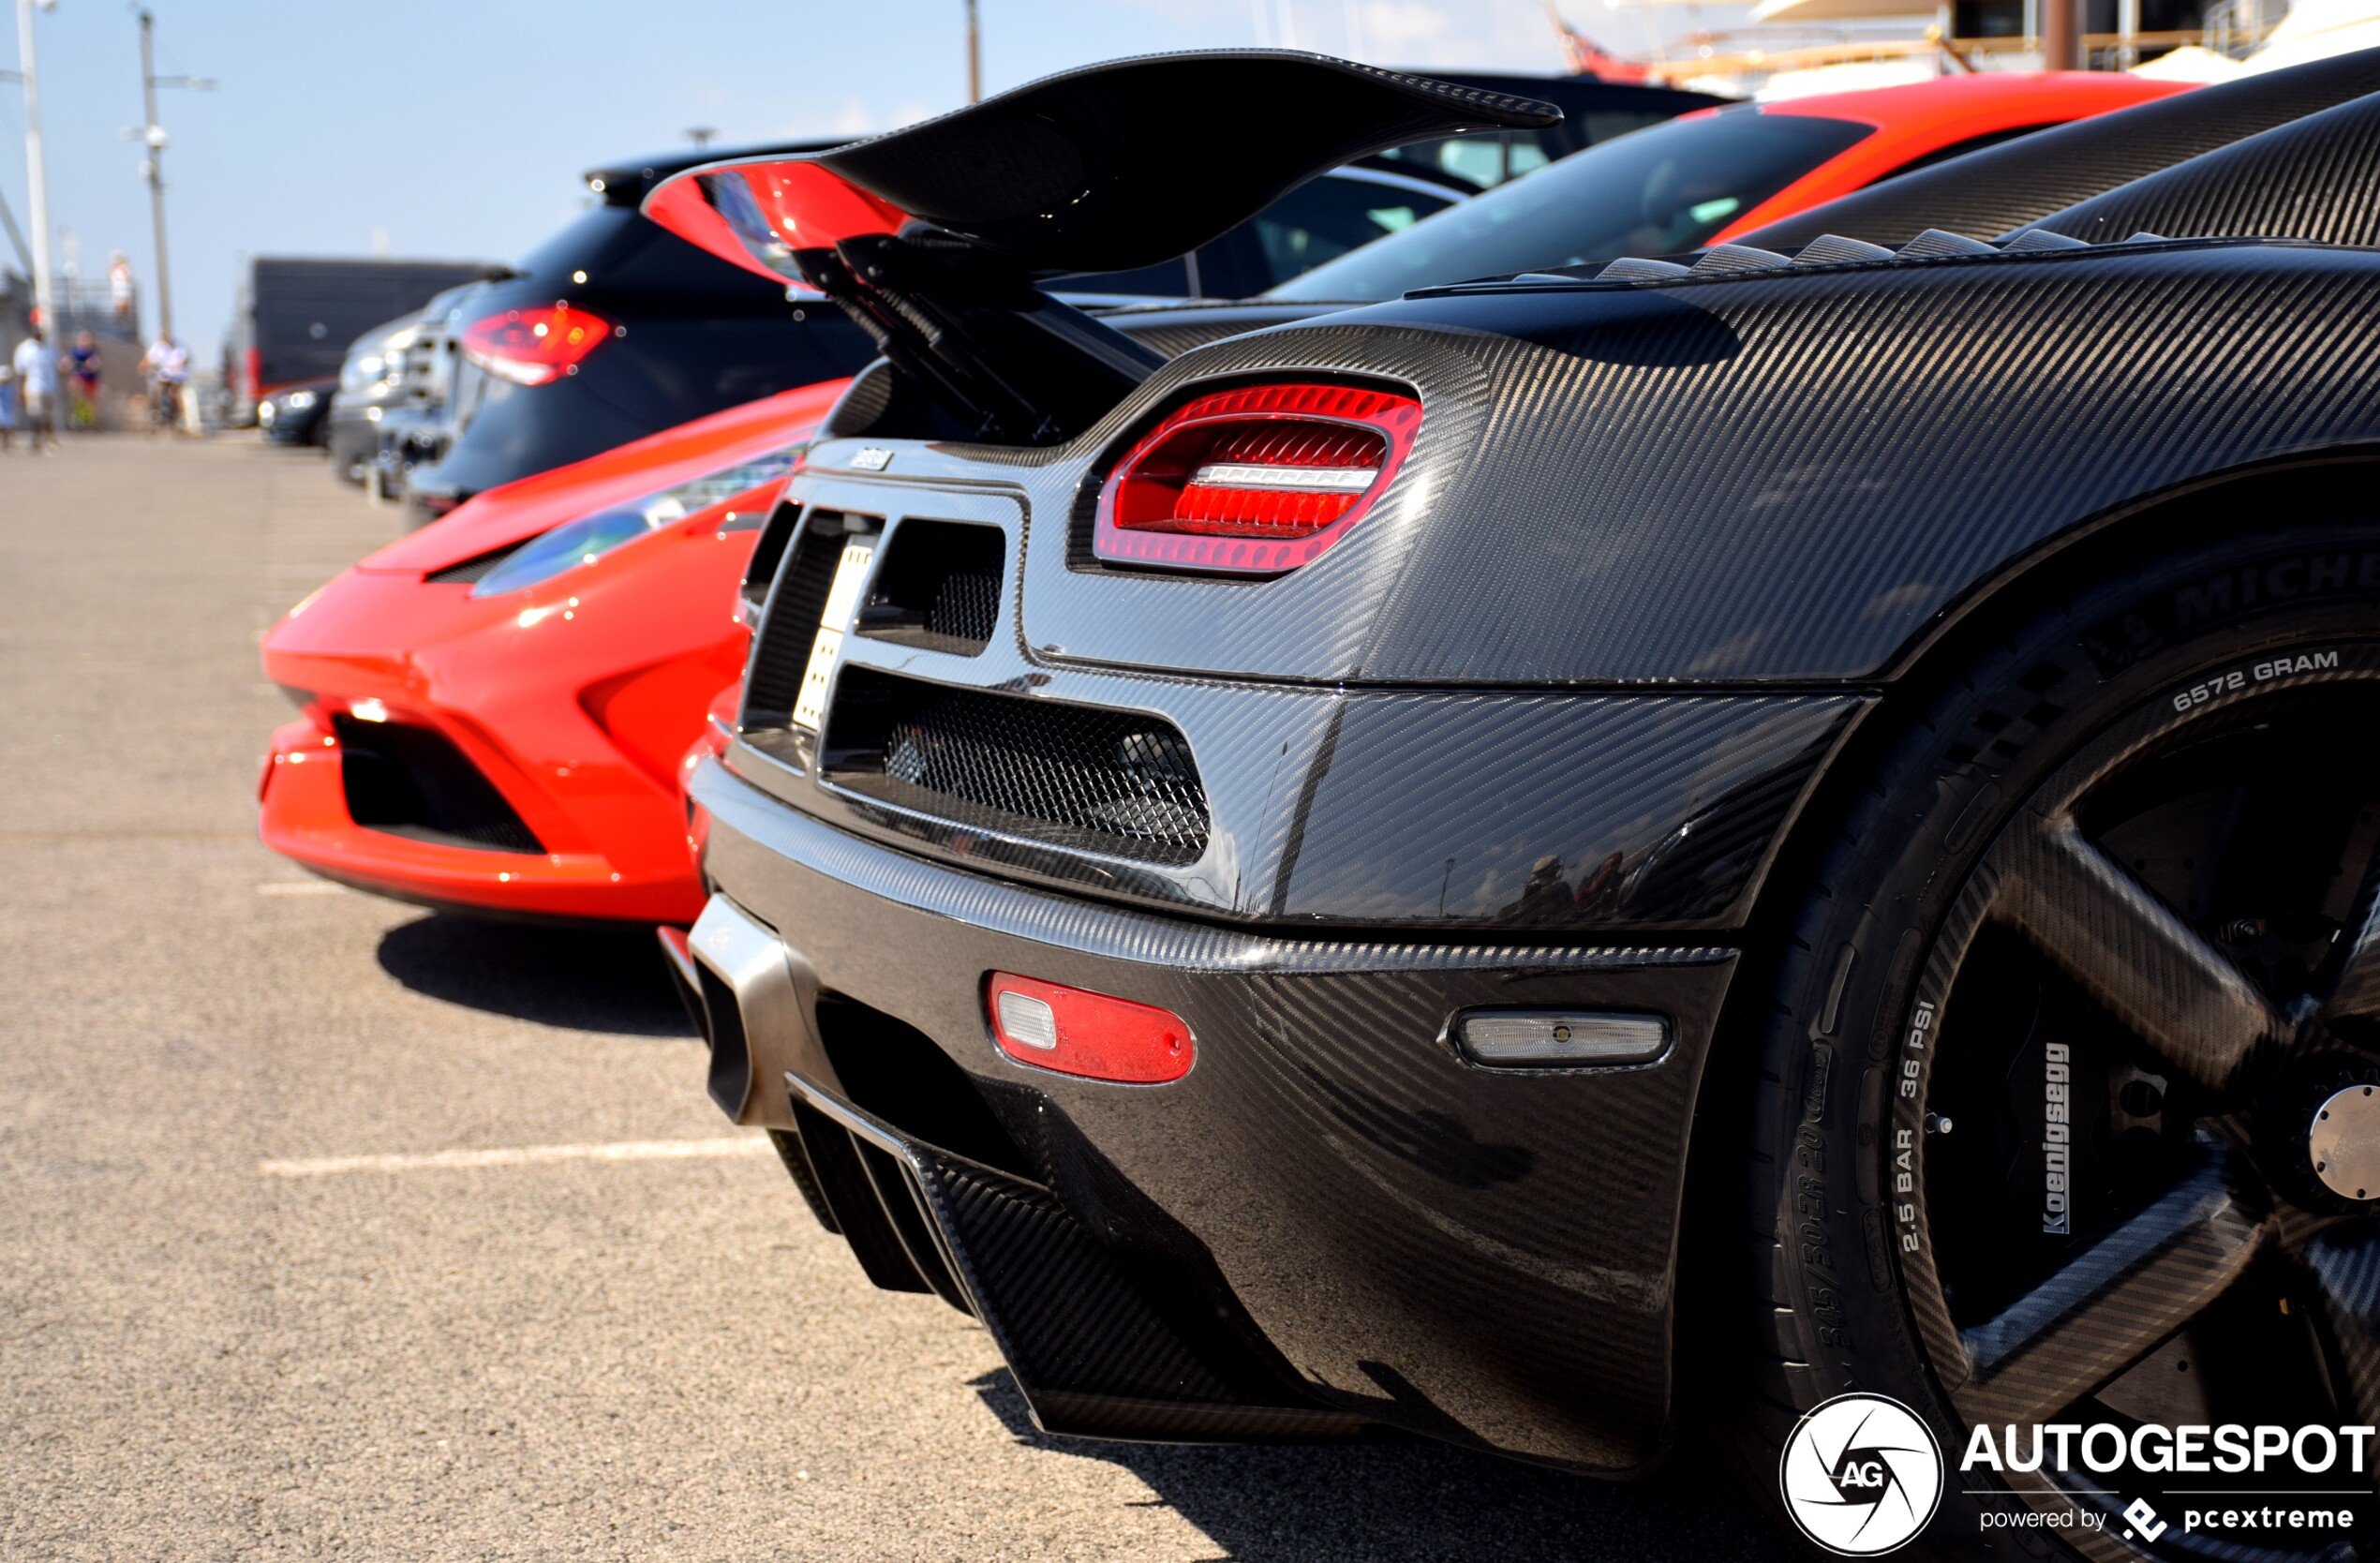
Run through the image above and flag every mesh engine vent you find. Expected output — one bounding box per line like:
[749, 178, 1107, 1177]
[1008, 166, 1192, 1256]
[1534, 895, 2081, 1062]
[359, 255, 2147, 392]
[855, 519, 1004, 656]
[825, 669, 1209, 864]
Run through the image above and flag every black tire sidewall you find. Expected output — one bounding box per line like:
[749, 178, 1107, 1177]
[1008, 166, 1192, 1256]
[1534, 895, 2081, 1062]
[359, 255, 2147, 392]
[1753, 524, 2380, 1561]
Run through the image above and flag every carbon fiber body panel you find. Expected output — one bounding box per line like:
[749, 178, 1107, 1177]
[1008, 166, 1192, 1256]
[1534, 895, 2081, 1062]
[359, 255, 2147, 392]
[785, 1071, 1373, 1441]
[696, 86, 2380, 1472]
[2028, 89, 2380, 246]
[797, 240, 2380, 687]
[696, 756, 1738, 1468]
[736, 472, 1862, 927]
[1738, 48, 2380, 250]
[1103, 301, 1343, 358]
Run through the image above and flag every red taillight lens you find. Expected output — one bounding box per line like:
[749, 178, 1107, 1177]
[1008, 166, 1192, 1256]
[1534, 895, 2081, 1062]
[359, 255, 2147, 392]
[987, 973, 1195, 1084]
[1093, 381, 1421, 575]
[461, 303, 615, 387]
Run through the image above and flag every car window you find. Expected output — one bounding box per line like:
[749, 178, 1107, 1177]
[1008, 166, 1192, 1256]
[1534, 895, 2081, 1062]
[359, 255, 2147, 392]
[1269, 112, 1876, 304]
[1196, 177, 1456, 297]
[1053, 177, 1454, 301]
[1046, 256, 1192, 299]
[1371, 112, 1682, 192]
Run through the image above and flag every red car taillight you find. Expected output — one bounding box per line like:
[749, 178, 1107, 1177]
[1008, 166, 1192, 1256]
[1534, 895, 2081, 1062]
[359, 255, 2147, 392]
[1093, 381, 1421, 575]
[987, 973, 1195, 1084]
[461, 303, 614, 387]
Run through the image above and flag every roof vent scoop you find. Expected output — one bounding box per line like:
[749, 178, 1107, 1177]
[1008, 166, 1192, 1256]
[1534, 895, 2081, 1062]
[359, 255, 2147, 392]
[1690, 243, 1793, 275]
[1896, 229, 2000, 259]
[1597, 257, 1693, 282]
[642, 52, 1557, 447]
[2001, 229, 2090, 253]
[1792, 233, 1895, 266]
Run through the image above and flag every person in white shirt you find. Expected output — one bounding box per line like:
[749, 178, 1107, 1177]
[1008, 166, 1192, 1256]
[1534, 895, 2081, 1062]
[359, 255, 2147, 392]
[142, 333, 190, 436]
[12, 326, 59, 454]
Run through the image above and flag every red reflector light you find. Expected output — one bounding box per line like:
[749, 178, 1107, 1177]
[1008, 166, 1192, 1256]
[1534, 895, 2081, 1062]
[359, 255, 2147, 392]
[1093, 381, 1421, 575]
[987, 973, 1194, 1084]
[461, 302, 615, 387]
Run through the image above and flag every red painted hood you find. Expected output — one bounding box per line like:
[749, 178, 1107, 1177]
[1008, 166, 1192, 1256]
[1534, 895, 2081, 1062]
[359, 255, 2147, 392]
[364, 378, 851, 577]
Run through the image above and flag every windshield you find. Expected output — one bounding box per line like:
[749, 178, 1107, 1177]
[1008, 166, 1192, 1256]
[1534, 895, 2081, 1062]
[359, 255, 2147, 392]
[1268, 112, 1875, 303]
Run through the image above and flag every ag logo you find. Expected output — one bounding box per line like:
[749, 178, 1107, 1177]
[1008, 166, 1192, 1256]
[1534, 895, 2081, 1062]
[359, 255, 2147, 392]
[1778, 1392, 1944, 1556]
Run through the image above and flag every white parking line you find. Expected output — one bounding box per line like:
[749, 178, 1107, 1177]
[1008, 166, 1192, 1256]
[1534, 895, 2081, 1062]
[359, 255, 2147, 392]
[260, 1137, 776, 1178]
[256, 881, 348, 896]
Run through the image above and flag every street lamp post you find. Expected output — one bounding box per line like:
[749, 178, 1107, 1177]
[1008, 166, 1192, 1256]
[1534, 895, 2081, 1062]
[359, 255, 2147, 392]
[13, 0, 56, 338]
[134, 8, 212, 343]
[137, 8, 171, 339]
[965, 0, 980, 103]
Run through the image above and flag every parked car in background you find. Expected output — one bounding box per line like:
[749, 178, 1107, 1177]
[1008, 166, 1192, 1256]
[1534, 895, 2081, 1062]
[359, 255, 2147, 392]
[398, 78, 1721, 521]
[399, 141, 875, 521]
[326, 312, 425, 484]
[1370, 70, 1722, 190]
[1055, 72, 1722, 300]
[260, 377, 846, 925]
[368, 285, 482, 496]
[257, 376, 335, 446]
[648, 51, 2380, 1560]
[1266, 71, 2187, 304]
[228, 256, 501, 427]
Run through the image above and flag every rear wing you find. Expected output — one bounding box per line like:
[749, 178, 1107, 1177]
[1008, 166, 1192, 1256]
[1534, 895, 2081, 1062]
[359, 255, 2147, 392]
[644, 52, 1557, 444]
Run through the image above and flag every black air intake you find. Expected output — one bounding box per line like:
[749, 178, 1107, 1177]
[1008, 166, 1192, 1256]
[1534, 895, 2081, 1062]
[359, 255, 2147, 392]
[822, 669, 1209, 864]
[333, 713, 543, 854]
[743, 509, 870, 731]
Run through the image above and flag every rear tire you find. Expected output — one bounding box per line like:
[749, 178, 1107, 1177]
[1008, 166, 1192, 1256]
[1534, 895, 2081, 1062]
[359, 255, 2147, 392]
[1740, 519, 2380, 1560]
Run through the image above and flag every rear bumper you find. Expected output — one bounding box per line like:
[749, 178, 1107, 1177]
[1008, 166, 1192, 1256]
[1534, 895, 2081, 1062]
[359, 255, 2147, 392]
[690, 753, 1740, 1471]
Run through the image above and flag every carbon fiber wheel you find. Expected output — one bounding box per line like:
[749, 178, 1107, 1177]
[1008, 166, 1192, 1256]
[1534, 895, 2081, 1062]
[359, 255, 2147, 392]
[1748, 523, 2380, 1561]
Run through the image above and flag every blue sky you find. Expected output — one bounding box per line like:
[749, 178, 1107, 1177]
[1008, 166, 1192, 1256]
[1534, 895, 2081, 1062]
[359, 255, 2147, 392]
[0, 0, 1713, 356]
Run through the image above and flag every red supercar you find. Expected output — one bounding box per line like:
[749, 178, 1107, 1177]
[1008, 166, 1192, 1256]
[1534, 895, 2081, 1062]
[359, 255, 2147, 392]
[260, 379, 847, 924]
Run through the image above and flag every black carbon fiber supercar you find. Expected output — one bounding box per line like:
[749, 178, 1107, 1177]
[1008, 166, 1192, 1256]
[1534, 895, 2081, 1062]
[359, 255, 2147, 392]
[648, 52, 2380, 1560]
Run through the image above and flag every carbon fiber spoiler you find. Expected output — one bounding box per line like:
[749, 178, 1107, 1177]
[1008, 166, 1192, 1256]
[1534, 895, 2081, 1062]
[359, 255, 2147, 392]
[643, 52, 1558, 443]
[1738, 47, 2380, 251]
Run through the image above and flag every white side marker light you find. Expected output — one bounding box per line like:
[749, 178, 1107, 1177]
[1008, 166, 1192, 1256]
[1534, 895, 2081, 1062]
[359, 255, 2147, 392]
[1457, 1011, 1670, 1068]
[995, 990, 1060, 1050]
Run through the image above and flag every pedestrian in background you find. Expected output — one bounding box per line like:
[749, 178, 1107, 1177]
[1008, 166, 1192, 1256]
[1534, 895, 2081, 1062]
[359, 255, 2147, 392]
[12, 325, 60, 454]
[0, 361, 17, 453]
[109, 251, 134, 325]
[67, 330, 101, 431]
[142, 331, 189, 437]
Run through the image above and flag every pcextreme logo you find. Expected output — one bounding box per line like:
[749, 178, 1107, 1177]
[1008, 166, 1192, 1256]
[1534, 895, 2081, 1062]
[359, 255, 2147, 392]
[1779, 1393, 1946, 1556]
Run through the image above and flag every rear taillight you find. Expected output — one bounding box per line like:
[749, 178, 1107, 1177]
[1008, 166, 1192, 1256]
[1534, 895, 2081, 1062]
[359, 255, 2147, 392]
[987, 974, 1195, 1084]
[1093, 381, 1421, 575]
[461, 303, 614, 387]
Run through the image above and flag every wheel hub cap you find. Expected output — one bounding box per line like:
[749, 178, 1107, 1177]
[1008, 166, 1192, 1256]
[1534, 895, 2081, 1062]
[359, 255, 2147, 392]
[2309, 1083, 2380, 1200]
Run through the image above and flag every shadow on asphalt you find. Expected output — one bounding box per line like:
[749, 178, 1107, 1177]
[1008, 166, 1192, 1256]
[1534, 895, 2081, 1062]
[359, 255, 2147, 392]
[377, 914, 696, 1037]
[967, 1372, 1792, 1562]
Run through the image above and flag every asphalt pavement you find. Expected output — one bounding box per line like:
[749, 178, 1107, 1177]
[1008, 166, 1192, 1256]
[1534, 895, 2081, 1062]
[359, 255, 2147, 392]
[0, 434, 1792, 1561]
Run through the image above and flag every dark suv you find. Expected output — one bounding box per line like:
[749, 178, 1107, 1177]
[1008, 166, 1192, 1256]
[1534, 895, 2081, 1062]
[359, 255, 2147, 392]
[402, 141, 876, 519]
